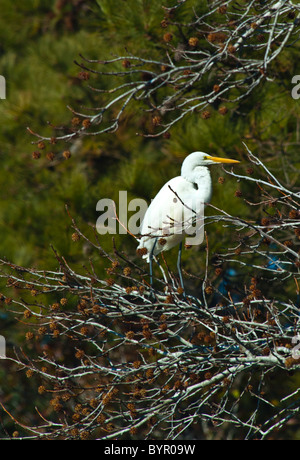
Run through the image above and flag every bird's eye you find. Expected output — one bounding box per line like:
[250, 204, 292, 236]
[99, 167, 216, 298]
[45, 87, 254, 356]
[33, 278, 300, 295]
[203, 156, 208, 160]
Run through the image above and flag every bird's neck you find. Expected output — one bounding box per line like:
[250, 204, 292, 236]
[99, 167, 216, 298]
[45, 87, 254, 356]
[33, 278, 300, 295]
[183, 165, 211, 184]
[184, 166, 212, 202]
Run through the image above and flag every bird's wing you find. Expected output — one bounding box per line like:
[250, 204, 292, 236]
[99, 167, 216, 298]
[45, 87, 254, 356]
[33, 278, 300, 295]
[138, 177, 205, 254]
[170, 178, 206, 246]
[140, 177, 187, 237]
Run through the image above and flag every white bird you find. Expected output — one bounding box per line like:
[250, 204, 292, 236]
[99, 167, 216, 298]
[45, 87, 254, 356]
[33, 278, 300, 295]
[137, 151, 240, 288]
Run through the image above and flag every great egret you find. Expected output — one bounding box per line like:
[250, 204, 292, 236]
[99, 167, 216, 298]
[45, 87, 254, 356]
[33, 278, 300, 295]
[137, 151, 240, 289]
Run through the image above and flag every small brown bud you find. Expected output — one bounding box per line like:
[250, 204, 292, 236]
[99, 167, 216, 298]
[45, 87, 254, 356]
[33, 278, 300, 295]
[130, 426, 137, 435]
[218, 5, 227, 14]
[25, 331, 34, 341]
[126, 331, 135, 340]
[152, 115, 162, 126]
[71, 232, 80, 242]
[285, 357, 295, 369]
[163, 32, 173, 42]
[160, 19, 168, 28]
[71, 117, 81, 126]
[111, 260, 120, 269]
[80, 326, 89, 336]
[72, 413, 81, 422]
[75, 349, 85, 359]
[38, 141, 46, 150]
[78, 71, 90, 80]
[26, 369, 34, 378]
[46, 152, 55, 161]
[207, 32, 227, 44]
[188, 37, 198, 47]
[289, 210, 299, 219]
[252, 289, 262, 298]
[38, 141, 45, 149]
[205, 285, 213, 295]
[201, 110, 211, 119]
[82, 119, 91, 129]
[106, 278, 115, 286]
[122, 59, 131, 68]
[143, 327, 152, 340]
[136, 247, 148, 257]
[164, 295, 174, 304]
[146, 368, 154, 379]
[51, 302, 60, 312]
[262, 347, 270, 356]
[52, 329, 60, 338]
[123, 266, 131, 276]
[218, 106, 228, 115]
[63, 150, 71, 159]
[38, 326, 47, 336]
[261, 217, 270, 226]
[32, 151, 41, 159]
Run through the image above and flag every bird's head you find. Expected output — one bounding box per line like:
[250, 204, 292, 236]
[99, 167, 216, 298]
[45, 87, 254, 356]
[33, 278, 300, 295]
[181, 151, 240, 181]
[184, 151, 240, 167]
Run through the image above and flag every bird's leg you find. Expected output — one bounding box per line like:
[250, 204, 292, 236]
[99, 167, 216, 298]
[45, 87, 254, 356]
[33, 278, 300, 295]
[154, 255, 168, 286]
[149, 237, 158, 287]
[177, 241, 185, 296]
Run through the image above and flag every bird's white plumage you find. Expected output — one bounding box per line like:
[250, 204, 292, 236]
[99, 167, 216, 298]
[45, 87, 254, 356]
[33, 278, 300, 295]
[137, 153, 207, 261]
[137, 151, 239, 262]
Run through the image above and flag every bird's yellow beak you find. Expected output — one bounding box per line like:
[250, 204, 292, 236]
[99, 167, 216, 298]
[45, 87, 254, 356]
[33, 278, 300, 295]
[207, 155, 240, 164]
